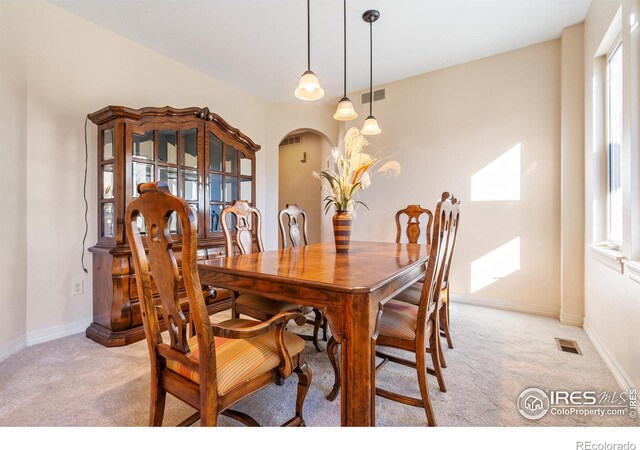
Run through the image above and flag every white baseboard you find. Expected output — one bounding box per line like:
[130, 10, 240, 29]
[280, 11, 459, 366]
[26, 317, 91, 346]
[0, 334, 27, 363]
[451, 293, 560, 318]
[583, 318, 637, 399]
[560, 311, 584, 327]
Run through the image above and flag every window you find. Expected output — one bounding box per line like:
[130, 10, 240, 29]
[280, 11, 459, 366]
[606, 40, 623, 246]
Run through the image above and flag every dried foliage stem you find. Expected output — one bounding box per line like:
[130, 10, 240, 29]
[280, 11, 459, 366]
[314, 127, 401, 214]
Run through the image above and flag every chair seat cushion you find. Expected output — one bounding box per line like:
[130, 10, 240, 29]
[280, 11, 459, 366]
[392, 283, 448, 306]
[165, 318, 305, 395]
[236, 293, 305, 315]
[392, 282, 422, 305]
[379, 299, 432, 340]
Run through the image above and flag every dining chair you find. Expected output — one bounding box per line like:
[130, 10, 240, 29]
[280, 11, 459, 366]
[395, 204, 433, 245]
[438, 197, 460, 349]
[222, 201, 323, 351]
[326, 203, 436, 400]
[279, 204, 309, 248]
[279, 204, 328, 351]
[394, 196, 460, 357]
[126, 182, 312, 426]
[327, 193, 458, 426]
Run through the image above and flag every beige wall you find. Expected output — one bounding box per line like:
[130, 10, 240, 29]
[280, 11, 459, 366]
[346, 40, 562, 316]
[278, 132, 332, 246]
[583, 0, 640, 392]
[0, 2, 28, 356]
[264, 102, 339, 249]
[16, 1, 267, 341]
[560, 23, 586, 326]
[0, 1, 337, 348]
[8, 3, 637, 397]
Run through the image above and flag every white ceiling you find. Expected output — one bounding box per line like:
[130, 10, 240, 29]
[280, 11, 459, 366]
[51, 0, 591, 103]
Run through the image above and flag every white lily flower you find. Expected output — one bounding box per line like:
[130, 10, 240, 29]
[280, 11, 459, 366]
[315, 127, 400, 215]
[331, 147, 340, 163]
[361, 172, 371, 189]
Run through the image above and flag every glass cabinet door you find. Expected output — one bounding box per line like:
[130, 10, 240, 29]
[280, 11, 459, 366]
[122, 122, 255, 240]
[158, 130, 177, 165]
[179, 128, 200, 232]
[205, 126, 256, 237]
[131, 127, 155, 200]
[158, 166, 178, 195]
[133, 131, 154, 160]
[103, 203, 114, 238]
[182, 128, 198, 168]
[240, 179, 252, 204]
[240, 153, 252, 176]
[100, 127, 115, 239]
[129, 125, 203, 236]
[94, 109, 258, 252]
[132, 162, 154, 196]
[207, 131, 225, 235]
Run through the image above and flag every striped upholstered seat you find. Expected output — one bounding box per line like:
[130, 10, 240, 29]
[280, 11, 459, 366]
[236, 293, 304, 315]
[166, 318, 305, 395]
[379, 299, 433, 340]
[392, 283, 448, 306]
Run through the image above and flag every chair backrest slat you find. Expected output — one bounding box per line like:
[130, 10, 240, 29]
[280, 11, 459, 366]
[279, 204, 309, 249]
[442, 197, 461, 287]
[395, 205, 433, 245]
[221, 200, 264, 256]
[125, 182, 217, 392]
[416, 193, 459, 329]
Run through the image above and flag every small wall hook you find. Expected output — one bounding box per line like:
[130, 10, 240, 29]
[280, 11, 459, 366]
[300, 152, 307, 163]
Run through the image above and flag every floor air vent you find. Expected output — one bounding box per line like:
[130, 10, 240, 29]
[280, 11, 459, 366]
[555, 338, 582, 355]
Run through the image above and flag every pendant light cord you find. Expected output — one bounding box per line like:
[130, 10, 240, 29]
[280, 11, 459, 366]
[307, 0, 311, 71]
[369, 20, 373, 117]
[343, 0, 347, 97]
[81, 115, 89, 274]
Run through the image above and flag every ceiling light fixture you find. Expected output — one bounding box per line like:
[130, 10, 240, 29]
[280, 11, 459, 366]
[361, 9, 381, 135]
[333, 0, 357, 121]
[295, 0, 324, 101]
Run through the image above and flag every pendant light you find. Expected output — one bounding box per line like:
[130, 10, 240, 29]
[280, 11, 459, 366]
[333, 0, 358, 121]
[361, 9, 381, 135]
[295, 0, 325, 101]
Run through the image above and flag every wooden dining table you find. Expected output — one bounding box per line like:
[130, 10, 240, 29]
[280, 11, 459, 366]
[197, 240, 430, 426]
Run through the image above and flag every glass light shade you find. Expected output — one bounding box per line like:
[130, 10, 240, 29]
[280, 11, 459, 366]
[333, 97, 358, 121]
[294, 70, 325, 101]
[361, 115, 382, 135]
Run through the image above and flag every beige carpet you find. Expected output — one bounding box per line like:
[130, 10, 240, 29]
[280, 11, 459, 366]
[0, 303, 635, 427]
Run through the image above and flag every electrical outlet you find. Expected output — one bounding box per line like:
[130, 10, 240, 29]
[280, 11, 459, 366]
[72, 280, 84, 296]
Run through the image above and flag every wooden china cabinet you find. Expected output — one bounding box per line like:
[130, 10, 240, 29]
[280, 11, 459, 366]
[87, 106, 260, 347]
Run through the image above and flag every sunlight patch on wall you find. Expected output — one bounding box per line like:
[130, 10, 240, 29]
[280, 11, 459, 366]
[471, 143, 521, 201]
[471, 237, 521, 293]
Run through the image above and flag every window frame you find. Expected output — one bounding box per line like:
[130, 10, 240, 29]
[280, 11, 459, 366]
[605, 35, 624, 249]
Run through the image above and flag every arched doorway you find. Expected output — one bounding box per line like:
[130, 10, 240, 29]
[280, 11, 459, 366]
[278, 128, 334, 247]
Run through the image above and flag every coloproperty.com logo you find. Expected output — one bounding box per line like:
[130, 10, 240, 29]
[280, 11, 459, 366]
[517, 387, 637, 420]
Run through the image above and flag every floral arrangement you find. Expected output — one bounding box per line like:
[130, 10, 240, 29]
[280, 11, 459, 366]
[314, 127, 401, 214]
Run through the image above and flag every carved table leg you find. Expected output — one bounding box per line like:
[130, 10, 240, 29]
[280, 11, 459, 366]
[326, 336, 341, 401]
[340, 293, 376, 426]
[322, 317, 328, 342]
[311, 308, 323, 352]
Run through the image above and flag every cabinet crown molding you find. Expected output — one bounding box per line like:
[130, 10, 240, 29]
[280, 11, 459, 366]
[88, 105, 261, 153]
